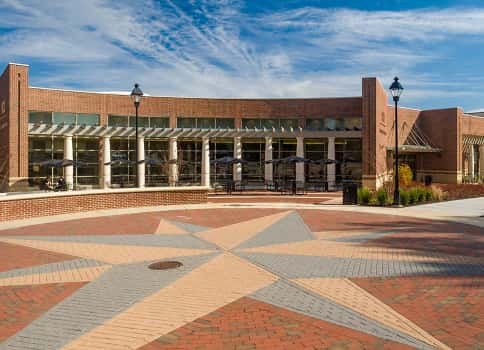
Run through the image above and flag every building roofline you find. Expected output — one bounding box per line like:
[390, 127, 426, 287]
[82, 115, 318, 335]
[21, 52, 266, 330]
[8, 62, 30, 67]
[29, 86, 363, 101]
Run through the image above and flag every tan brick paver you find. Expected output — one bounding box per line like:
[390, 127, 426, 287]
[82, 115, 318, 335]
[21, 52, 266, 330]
[154, 219, 188, 235]
[195, 211, 291, 250]
[293, 277, 451, 350]
[0, 265, 111, 286]
[0, 238, 215, 264]
[62, 253, 277, 350]
[239, 239, 483, 264]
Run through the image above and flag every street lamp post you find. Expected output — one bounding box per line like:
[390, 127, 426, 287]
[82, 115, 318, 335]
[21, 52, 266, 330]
[389, 77, 404, 206]
[131, 83, 144, 187]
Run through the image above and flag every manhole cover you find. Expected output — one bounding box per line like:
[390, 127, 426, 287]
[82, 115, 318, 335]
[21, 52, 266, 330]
[148, 261, 183, 270]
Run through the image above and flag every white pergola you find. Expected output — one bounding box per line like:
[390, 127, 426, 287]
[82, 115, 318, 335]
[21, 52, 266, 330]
[28, 123, 362, 190]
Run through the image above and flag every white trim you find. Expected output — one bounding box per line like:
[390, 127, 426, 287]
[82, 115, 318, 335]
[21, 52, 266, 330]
[8, 62, 30, 67]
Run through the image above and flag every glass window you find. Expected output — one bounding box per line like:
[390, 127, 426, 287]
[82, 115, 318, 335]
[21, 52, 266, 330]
[215, 118, 234, 129]
[129, 116, 149, 128]
[77, 114, 100, 126]
[279, 119, 299, 129]
[324, 118, 336, 130]
[260, 119, 278, 129]
[29, 111, 52, 124]
[343, 117, 362, 130]
[197, 118, 215, 129]
[177, 117, 196, 128]
[108, 115, 129, 127]
[178, 140, 201, 184]
[53, 112, 76, 125]
[242, 119, 260, 129]
[241, 139, 265, 184]
[306, 119, 323, 130]
[150, 117, 169, 128]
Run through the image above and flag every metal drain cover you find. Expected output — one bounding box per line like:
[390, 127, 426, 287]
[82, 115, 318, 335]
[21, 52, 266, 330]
[148, 261, 183, 270]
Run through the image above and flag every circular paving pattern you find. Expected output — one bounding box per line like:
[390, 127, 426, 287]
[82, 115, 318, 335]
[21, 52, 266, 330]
[0, 205, 482, 349]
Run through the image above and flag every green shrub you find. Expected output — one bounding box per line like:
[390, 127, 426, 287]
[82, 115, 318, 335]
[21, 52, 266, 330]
[400, 190, 410, 206]
[398, 164, 413, 186]
[408, 188, 419, 204]
[416, 188, 426, 202]
[357, 188, 372, 205]
[376, 188, 388, 206]
[424, 188, 433, 201]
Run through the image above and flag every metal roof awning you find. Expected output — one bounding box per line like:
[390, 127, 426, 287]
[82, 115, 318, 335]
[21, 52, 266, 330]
[386, 145, 441, 153]
[28, 123, 362, 139]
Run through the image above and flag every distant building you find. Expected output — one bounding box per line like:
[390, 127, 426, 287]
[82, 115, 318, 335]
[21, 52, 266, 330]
[1, 63, 483, 192]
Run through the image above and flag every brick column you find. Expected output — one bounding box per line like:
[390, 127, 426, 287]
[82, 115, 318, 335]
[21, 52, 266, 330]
[201, 137, 210, 187]
[102, 136, 111, 189]
[137, 137, 145, 188]
[327, 137, 336, 189]
[64, 135, 74, 190]
[264, 136, 273, 183]
[233, 137, 242, 182]
[169, 137, 178, 186]
[296, 137, 304, 183]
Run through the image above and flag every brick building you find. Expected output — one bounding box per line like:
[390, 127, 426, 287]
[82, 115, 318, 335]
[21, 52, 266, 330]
[1, 63, 483, 192]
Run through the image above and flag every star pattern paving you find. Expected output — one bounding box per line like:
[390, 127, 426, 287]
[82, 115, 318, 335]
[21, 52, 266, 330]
[0, 209, 483, 349]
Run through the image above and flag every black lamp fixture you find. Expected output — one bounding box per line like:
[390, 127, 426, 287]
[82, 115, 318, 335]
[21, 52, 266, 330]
[130, 83, 144, 187]
[389, 77, 404, 206]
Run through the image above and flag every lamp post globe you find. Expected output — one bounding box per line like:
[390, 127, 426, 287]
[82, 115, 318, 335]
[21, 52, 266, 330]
[389, 77, 404, 206]
[130, 83, 143, 187]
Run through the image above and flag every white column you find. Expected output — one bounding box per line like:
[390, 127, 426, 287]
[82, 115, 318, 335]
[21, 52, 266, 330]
[469, 145, 475, 181]
[296, 137, 304, 183]
[64, 135, 74, 190]
[169, 137, 178, 186]
[233, 137, 242, 182]
[137, 137, 145, 188]
[102, 136, 111, 189]
[201, 137, 210, 187]
[327, 137, 336, 189]
[264, 137, 273, 183]
[479, 145, 484, 179]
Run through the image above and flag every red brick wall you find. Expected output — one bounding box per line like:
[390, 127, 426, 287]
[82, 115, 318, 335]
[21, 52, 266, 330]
[0, 66, 9, 192]
[461, 114, 484, 136]
[362, 77, 389, 188]
[417, 108, 461, 182]
[0, 189, 207, 222]
[27, 88, 362, 126]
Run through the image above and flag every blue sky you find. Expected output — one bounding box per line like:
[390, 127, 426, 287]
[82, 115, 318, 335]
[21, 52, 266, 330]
[1, 0, 484, 111]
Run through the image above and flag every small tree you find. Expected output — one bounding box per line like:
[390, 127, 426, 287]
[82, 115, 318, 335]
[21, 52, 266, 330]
[399, 164, 413, 187]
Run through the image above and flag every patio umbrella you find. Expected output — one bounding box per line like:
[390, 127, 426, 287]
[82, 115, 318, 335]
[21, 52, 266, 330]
[109, 159, 137, 166]
[210, 156, 247, 165]
[144, 158, 169, 166]
[38, 159, 85, 167]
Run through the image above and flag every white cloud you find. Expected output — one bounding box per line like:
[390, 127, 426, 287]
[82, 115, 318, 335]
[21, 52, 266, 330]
[0, 1, 483, 109]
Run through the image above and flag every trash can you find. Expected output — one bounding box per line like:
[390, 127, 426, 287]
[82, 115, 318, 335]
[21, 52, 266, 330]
[424, 175, 432, 186]
[343, 182, 358, 205]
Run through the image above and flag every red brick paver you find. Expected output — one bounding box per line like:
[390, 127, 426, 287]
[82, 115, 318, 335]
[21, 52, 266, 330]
[0, 212, 162, 236]
[158, 208, 285, 228]
[365, 231, 484, 257]
[352, 276, 484, 350]
[0, 282, 86, 341]
[0, 241, 78, 272]
[137, 296, 413, 350]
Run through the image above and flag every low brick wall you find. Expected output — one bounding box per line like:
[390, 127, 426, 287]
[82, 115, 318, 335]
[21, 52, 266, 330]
[0, 187, 208, 222]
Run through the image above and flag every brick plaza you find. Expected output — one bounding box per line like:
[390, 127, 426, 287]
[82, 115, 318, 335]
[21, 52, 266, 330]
[0, 200, 482, 350]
